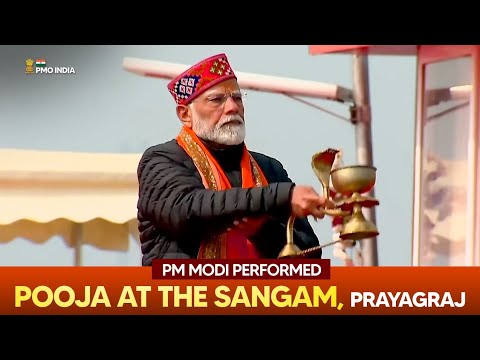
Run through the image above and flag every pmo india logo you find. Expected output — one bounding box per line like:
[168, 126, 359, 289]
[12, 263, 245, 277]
[25, 58, 76, 75]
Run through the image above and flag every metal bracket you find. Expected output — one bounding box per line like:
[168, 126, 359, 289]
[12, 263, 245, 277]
[349, 105, 357, 124]
[349, 104, 372, 125]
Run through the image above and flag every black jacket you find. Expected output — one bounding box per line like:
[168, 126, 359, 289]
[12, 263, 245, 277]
[137, 139, 320, 265]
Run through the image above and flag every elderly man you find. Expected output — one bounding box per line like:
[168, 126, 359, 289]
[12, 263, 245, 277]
[137, 53, 330, 265]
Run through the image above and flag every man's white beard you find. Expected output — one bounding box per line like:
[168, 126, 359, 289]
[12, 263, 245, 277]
[191, 107, 246, 146]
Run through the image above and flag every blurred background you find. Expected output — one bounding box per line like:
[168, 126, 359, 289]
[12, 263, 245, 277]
[0, 45, 418, 266]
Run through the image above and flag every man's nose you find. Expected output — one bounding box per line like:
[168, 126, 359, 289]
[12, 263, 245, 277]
[223, 95, 241, 112]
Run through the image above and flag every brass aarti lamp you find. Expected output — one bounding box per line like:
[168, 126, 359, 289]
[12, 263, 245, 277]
[278, 148, 379, 259]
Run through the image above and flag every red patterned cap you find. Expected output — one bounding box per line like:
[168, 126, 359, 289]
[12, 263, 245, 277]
[167, 53, 237, 105]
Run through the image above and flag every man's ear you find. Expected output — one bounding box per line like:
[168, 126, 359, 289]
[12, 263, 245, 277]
[176, 105, 192, 128]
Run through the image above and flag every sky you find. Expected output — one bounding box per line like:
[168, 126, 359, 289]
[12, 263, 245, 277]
[0, 45, 417, 266]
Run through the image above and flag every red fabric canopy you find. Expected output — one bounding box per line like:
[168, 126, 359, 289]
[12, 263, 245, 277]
[309, 45, 418, 56]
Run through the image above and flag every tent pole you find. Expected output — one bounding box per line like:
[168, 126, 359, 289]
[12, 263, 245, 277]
[73, 223, 83, 266]
[352, 49, 379, 266]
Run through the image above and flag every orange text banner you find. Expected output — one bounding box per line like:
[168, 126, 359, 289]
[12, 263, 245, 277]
[1, 266, 479, 315]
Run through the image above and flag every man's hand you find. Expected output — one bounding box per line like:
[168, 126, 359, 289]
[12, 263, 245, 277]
[290, 185, 334, 219]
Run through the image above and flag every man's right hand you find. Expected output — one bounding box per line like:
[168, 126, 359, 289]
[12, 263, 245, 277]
[290, 185, 334, 219]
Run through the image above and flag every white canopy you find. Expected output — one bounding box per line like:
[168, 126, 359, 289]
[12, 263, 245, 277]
[0, 149, 141, 251]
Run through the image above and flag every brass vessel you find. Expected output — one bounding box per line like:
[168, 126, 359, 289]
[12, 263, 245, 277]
[278, 149, 379, 259]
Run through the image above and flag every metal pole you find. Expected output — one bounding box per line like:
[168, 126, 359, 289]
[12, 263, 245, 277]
[122, 57, 354, 103]
[352, 49, 379, 266]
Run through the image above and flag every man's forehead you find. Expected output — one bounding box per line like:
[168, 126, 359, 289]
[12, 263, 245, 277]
[205, 79, 240, 94]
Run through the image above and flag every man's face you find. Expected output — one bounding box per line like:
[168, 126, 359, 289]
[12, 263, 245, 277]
[188, 79, 246, 146]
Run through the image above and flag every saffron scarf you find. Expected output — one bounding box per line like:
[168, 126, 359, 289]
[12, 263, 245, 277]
[176, 126, 269, 259]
